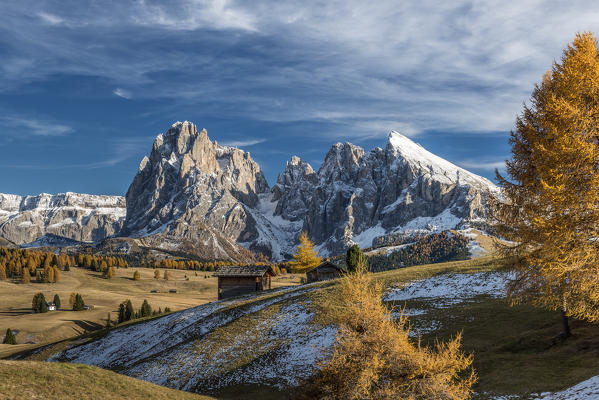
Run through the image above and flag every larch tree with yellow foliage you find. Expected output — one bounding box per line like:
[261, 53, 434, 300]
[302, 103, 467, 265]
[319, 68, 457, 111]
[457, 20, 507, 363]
[288, 232, 322, 273]
[298, 258, 475, 399]
[494, 33, 599, 337]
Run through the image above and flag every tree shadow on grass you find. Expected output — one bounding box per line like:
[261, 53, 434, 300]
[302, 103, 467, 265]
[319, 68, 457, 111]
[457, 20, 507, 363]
[66, 319, 104, 334]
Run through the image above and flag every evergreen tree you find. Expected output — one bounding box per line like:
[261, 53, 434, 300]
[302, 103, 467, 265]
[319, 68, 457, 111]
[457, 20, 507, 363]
[106, 313, 112, 328]
[164, 307, 171, 313]
[72, 293, 85, 311]
[494, 33, 599, 334]
[2, 328, 16, 345]
[125, 299, 134, 321]
[53, 294, 61, 309]
[133, 271, 140, 281]
[118, 303, 126, 324]
[345, 244, 367, 273]
[32, 293, 48, 313]
[64, 263, 70, 272]
[140, 299, 152, 317]
[288, 232, 322, 273]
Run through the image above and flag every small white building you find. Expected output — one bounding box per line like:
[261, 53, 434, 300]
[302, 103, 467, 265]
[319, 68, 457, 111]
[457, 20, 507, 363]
[46, 302, 56, 311]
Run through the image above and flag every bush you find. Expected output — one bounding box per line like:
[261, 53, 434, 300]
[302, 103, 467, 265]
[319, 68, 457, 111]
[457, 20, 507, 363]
[72, 293, 85, 311]
[2, 328, 16, 345]
[32, 293, 47, 313]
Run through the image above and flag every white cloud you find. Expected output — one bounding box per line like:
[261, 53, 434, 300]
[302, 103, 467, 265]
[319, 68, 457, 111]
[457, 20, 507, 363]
[37, 12, 64, 25]
[221, 138, 267, 147]
[458, 160, 507, 171]
[0, 116, 72, 136]
[113, 88, 132, 99]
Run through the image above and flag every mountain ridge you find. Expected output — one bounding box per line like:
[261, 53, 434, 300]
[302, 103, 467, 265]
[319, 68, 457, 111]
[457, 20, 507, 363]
[0, 121, 498, 260]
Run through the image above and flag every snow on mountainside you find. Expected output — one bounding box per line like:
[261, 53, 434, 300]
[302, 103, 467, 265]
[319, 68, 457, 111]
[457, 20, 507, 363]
[0, 122, 499, 260]
[270, 130, 499, 256]
[0, 192, 125, 246]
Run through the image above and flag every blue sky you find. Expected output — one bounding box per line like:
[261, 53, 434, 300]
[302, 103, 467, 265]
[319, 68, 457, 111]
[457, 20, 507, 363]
[1, 1, 598, 196]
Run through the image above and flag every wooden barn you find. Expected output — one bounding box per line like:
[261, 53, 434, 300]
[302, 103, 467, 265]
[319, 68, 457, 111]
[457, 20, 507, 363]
[306, 261, 347, 283]
[214, 265, 276, 300]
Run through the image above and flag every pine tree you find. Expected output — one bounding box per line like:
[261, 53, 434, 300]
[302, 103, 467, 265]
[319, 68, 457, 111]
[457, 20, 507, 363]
[118, 303, 126, 324]
[53, 294, 61, 309]
[140, 299, 152, 317]
[106, 312, 112, 328]
[288, 232, 322, 273]
[125, 299, 134, 321]
[494, 32, 599, 335]
[2, 328, 16, 345]
[32, 293, 48, 313]
[133, 271, 140, 281]
[72, 293, 85, 311]
[346, 244, 367, 273]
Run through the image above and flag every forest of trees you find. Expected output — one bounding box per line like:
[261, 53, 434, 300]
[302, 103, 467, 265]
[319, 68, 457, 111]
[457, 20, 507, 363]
[364, 231, 470, 272]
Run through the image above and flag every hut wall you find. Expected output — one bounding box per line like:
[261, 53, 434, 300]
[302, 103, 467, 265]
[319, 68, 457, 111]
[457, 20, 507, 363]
[218, 276, 262, 299]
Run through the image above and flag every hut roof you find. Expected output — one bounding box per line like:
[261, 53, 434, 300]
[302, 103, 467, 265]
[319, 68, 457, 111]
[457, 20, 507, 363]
[310, 261, 347, 273]
[214, 265, 275, 278]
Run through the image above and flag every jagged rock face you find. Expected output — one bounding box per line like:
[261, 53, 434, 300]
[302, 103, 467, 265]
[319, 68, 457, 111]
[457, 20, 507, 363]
[0, 192, 125, 245]
[271, 131, 498, 256]
[122, 121, 270, 261]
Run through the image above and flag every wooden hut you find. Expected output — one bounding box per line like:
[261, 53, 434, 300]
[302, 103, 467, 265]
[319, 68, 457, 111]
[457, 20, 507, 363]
[214, 265, 276, 300]
[306, 261, 347, 283]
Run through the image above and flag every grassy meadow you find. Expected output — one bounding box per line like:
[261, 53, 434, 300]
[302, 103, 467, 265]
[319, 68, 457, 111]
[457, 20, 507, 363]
[0, 266, 302, 358]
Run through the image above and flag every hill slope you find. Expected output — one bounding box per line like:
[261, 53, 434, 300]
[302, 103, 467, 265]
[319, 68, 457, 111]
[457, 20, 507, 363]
[30, 258, 599, 399]
[0, 360, 213, 400]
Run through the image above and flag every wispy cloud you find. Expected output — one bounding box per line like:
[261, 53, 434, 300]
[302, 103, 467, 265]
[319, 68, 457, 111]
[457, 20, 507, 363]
[221, 138, 266, 147]
[458, 159, 507, 171]
[2, 0, 598, 139]
[113, 88, 132, 99]
[0, 115, 72, 136]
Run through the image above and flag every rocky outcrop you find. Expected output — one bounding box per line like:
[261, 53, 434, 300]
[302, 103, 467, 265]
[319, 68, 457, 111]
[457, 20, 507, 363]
[0, 192, 125, 245]
[121, 121, 270, 261]
[270, 131, 498, 256]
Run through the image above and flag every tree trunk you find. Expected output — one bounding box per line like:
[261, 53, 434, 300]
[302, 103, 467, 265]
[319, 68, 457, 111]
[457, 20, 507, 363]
[561, 309, 571, 338]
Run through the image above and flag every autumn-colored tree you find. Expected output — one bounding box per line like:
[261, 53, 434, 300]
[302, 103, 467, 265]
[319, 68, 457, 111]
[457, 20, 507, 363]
[21, 267, 30, 283]
[105, 267, 114, 279]
[0, 263, 7, 280]
[494, 33, 599, 335]
[53, 266, 60, 283]
[69, 292, 77, 307]
[288, 232, 322, 273]
[299, 262, 475, 399]
[45, 266, 54, 283]
[154, 269, 160, 279]
[163, 270, 170, 281]
[133, 271, 140, 281]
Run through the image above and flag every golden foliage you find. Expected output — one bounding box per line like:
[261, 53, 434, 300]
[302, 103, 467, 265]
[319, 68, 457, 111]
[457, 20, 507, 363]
[300, 268, 475, 399]
[494, 32, 599, 322]
[288, 232, 322, 273]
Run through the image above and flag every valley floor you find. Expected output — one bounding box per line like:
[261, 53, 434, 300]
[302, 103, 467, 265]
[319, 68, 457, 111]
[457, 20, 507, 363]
[0, 266, 302, 359]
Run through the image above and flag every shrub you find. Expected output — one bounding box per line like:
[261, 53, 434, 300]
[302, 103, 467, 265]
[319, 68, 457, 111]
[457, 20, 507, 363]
[2, 328, 16, 345]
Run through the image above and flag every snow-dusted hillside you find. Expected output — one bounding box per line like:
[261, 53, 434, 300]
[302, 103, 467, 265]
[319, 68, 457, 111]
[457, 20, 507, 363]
[0, 192, 125, 246]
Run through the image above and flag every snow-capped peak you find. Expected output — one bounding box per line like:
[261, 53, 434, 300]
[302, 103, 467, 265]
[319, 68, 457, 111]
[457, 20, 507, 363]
[387, 130, 497, 191]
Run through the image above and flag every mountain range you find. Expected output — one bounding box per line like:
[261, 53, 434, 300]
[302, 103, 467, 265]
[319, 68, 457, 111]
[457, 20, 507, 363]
[0, 121, 498, 260]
